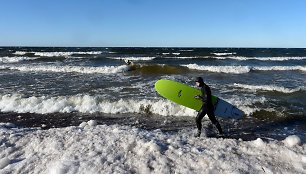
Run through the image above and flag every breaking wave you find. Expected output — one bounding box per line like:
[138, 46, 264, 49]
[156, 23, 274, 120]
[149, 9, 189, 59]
[0, 93, 265, 117]
[212, 52, 236, 56]
[0, 65, 130, 74]
[183, 64, 306, 74]
[252, 66, 306, 71]
[14, 51, 103, 57]
[233, 84, 305, 93]
[182, 64, 250, 74]
[0, 94, 195, 116]
[0, 56, 38, 63]
[108, 57, 156, 61]
[217, 56, 306, 61]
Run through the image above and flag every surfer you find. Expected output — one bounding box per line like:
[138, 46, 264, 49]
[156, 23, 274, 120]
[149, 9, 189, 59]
[124, 59, 137, 71]
[194, 77, 223, 137]
[124, 59, 133, 66]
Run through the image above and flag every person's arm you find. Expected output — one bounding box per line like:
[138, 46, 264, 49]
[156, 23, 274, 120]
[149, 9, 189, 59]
[194, 87, 207, 102]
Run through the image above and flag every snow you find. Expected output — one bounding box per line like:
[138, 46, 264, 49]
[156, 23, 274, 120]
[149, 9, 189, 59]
[87, 120, 97, 127]
[0, 121, 305, 174]
[252, 138, 266, 147]
[0, 157, 10, 169]
[284, 135, 302, 147]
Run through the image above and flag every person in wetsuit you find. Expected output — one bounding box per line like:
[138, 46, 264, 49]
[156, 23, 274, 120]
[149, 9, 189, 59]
[124, 59, 137, 71]
[194, 77, 223, 137]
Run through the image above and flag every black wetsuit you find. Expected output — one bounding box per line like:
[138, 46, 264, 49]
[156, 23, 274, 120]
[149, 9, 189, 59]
[196, 83, 223, 134]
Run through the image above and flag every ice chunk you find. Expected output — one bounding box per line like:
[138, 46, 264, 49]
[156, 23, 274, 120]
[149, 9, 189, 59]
[87, 120, 97, 127]
[0, 157, 10, 169]
[79, 122, 87, 128]
[253, 138, 265, 147]
[283, 135, 301, 147]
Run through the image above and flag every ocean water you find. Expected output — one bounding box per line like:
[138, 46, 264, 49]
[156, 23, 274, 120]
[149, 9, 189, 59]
[0, 47, 305, 141]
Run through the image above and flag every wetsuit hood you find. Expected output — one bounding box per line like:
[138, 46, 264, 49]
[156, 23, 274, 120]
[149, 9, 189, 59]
[195, 77, 204, 87]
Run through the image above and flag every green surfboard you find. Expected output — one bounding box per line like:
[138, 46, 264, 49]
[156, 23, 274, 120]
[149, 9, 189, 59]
[155, 79, 244, 119]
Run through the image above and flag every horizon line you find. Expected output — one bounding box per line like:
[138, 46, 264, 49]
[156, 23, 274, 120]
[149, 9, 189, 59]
[1, 45, 306, 49]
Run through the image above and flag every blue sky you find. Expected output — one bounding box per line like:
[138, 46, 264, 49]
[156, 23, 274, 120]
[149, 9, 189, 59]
[1, 0, 306, 47]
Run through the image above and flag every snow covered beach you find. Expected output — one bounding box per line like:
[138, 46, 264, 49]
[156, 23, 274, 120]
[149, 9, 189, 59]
[1, 121, 305, 174]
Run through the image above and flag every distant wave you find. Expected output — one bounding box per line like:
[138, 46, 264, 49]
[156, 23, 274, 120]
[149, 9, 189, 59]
[162, 53, 181, 55]
[157, 56, 306, 61]
[212, 52, 236, 56]
[179, 49, 194, 52]
[252, 66, 306, 71]
[182, 64, 250, 74]
[216, 56, 306, 61]
[13, 51, 103, 57]
[163, 56, 200, 59]
[161, 55, 306, 61]
[108, 57, 156, 61]
[0, 56, 38, 63]
[0, 65, 130, 74]
[13, 51, 29, 55]
[183, 64, 306, 74]
[233, 83, 305, 93]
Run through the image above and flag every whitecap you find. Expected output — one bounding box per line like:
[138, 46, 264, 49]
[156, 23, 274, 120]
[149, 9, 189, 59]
[233, 83, 304, 93]
[0, 94, 196, 116]
[0, 57, 38, 63]
[108, 57, 155, 61]
[182, 64, 251, 74]
[0, 64, 130, 74]
[212, 52, 236, 56]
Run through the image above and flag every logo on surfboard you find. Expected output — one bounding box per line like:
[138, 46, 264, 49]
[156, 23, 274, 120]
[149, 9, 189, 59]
[178, 90, 182, 97]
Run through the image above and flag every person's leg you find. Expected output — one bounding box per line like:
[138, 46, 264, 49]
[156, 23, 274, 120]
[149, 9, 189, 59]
[195, 107, 206, 137]
[207, 112, 223, 134]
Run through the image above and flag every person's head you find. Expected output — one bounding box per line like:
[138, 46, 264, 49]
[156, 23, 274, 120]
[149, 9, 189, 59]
[125, 59, 132, 65]
[195, 77, 204, 87]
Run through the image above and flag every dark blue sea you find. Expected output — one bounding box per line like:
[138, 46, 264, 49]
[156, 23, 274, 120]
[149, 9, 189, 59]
[0, 47, 305, 141]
